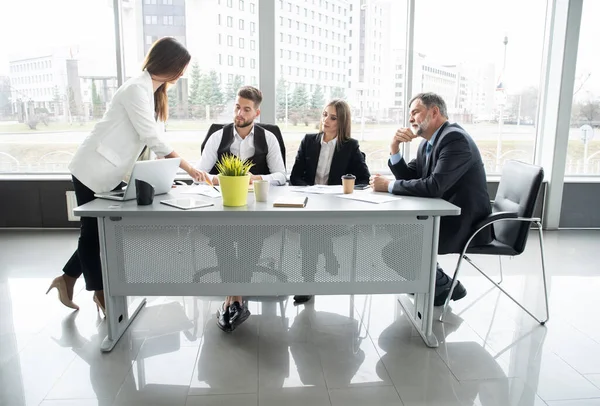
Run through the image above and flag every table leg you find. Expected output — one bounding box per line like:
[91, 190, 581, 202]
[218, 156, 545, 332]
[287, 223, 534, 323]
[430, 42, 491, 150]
[98, 217, 147, 353]
[396, 216, 440, 348]
[397, 294, 438, 347]
[101, 296, 147, 352]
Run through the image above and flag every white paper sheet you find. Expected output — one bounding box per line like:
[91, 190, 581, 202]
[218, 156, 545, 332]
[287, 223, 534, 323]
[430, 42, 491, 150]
[292, 185, 344, 194]
[179, 184, 221, 198]
[336, 192, 401, 204]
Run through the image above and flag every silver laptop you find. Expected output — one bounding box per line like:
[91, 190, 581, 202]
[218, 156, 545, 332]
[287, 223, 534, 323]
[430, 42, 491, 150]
[94, 158, 181, 201]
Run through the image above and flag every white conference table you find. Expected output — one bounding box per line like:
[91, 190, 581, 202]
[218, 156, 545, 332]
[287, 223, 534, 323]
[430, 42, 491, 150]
[75, 185, 460, 352]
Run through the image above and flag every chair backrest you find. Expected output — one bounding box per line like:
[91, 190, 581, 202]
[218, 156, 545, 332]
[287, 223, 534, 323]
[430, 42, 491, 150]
[200, 123, 286, 167]
[492, 160, 544, 254]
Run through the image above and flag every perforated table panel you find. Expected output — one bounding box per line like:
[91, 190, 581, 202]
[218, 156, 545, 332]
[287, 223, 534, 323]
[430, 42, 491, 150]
[104, 216, 435, 296]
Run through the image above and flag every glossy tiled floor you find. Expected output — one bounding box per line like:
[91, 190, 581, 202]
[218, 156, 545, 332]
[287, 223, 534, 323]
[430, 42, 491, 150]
[1, 229, 600, 406]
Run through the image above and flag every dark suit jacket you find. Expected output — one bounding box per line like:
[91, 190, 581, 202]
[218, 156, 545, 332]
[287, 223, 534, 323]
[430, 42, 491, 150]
[388, 122, 492, 254]
[290, 133, 371, 186]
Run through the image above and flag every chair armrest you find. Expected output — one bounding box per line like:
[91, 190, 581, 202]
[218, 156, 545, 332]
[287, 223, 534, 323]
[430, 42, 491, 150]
[472, 211, 517, 232]
[461, 212, 542, 257]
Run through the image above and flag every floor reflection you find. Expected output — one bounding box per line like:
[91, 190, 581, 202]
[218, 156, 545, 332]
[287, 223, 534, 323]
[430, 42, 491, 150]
[1, 229, 600, 405]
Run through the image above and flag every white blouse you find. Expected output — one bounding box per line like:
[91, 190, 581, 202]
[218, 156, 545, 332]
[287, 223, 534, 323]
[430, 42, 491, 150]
[314, 135, 337, 185]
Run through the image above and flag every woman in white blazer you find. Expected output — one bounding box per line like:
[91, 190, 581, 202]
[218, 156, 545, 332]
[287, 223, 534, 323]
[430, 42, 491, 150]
[46, 37, 209, 315]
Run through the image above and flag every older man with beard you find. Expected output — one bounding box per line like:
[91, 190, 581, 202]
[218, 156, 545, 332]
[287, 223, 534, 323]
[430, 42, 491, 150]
[370, 92, 493, 306]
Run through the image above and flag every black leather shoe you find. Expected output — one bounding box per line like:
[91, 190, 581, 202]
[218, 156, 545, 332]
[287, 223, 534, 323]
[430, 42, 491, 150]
[434, 281, 467, 307]
[216, 302, 232, 332]
[229, 301, 251, 331]
[293, 295, 313, 304]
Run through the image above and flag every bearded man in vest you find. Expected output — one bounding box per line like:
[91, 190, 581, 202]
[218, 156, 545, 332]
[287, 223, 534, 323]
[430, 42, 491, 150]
[196, 86, 287, 332]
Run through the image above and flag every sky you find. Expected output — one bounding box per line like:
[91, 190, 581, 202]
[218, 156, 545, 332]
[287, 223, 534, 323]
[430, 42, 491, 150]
[413, 0, 547, 92]
[0, 0, 116, 74]
[1, 0, 598, 98]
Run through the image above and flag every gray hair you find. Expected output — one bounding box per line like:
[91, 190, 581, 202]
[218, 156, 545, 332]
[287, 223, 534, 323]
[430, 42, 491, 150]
[409, 92, 448, 118]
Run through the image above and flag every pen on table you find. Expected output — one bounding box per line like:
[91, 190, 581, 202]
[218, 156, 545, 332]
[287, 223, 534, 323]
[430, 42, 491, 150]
[205, 178, 220, 193]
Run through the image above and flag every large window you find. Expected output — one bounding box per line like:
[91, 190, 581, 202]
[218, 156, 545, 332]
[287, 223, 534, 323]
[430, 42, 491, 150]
[413, 0, 546, 175]
[566, 0, 600, 175]
[274, 1, 408, 172]
[0, 0, 595, 177]
[0, 0, 261, 173]
[0, 0, 116, 173]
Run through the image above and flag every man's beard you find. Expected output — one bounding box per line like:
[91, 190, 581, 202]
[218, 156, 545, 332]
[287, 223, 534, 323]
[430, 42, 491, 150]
[414, 113, 431, 136]
[235, 118, 253, 128]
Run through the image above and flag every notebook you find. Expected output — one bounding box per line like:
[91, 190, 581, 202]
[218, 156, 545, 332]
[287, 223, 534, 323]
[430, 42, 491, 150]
[273, 195, 308, 208]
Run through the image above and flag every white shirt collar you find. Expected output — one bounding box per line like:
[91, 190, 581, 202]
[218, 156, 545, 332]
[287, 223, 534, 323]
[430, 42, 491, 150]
[234, 124, 255, 140]
[320, 134, 337, 145]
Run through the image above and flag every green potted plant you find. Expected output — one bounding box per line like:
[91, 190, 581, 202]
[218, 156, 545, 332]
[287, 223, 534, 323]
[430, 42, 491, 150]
[215, 153, 254, 207]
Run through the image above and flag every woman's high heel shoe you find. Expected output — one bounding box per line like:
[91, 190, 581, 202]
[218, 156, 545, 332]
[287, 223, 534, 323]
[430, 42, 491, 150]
[93, 295, 106, 317]
[46, 276, 79, 310]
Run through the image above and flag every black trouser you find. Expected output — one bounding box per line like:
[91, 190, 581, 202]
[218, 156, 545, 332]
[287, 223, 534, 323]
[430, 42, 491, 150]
[62, 176, 120, 291]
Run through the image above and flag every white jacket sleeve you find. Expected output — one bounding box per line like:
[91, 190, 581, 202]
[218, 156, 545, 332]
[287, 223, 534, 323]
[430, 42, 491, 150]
[123, 84, 173, 157]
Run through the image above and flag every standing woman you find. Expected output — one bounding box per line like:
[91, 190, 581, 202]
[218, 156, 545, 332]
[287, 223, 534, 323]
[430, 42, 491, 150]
[289, 99, 370, 304]
[46, 37, 209, 314]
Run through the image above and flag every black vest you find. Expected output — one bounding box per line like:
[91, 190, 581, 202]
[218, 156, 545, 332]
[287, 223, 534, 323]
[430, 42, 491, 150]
[209, 123, 270, 175]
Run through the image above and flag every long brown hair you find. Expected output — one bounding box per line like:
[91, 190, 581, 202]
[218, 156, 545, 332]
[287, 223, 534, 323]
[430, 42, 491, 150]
[142, 37, 191, 122]
[319, 99, 352, 148]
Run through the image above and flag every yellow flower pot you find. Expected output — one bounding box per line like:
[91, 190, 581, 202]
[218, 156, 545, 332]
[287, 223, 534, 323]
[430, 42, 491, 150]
[218, 174, 251, 207]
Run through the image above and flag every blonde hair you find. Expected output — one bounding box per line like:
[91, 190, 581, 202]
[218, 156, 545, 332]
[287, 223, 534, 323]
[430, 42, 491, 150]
[142, 37, 191, 122]
[319, 99, 352, 148]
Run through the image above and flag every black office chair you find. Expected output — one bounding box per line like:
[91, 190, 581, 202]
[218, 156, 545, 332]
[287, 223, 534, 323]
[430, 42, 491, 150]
[439, 160, 550, 325]
[201, 123, 286, 168]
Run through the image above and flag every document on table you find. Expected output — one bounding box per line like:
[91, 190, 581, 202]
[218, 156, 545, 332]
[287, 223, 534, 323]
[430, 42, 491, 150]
[179, 184, 221, 198]
[336, 192, 401, 204]
[292, 185, 343, 194]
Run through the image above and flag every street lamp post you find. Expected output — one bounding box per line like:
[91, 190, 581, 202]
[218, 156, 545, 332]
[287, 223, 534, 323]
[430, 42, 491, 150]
[517, 93, 522, 126]
[496, 35, 508, 171]
[581, 124, 593, 173]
